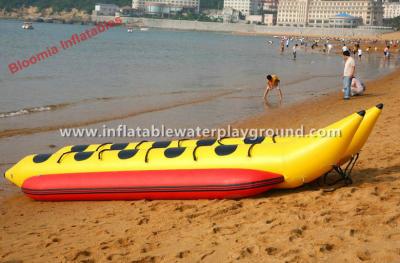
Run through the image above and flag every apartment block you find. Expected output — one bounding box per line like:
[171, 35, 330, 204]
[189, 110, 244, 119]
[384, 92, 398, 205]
[277, 0, 384, 27]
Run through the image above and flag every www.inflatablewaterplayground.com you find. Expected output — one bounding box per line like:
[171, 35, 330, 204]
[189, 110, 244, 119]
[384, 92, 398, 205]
[59, 124, 341, 139]
[8, 17, 122, 74]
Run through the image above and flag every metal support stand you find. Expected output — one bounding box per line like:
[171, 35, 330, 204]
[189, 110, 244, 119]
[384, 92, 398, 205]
[323, 153, 359, 187]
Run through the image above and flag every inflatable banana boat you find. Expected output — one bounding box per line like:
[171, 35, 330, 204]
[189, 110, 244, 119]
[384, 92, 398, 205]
[4, 105, 382, 201]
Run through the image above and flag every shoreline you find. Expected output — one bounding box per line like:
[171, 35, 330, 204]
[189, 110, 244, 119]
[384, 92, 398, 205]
[1, 64, 400, 261]
[3, 16, 398, 40]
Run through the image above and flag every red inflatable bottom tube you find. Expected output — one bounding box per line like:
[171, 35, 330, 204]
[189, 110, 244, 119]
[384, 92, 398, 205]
[21, 169, 284, 201]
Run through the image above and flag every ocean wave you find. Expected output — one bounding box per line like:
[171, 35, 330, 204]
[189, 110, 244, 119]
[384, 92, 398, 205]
[0, 89, 229, 120]
[0, 106, 54, 118]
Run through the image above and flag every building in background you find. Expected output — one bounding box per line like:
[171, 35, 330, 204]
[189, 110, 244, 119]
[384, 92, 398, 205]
[277, 0, 384, 27]
[262, 0, 278, 25]
[132, 0, 200, 13]
[94, 3, 120, 16]
[222, 7, 240, 22]
[223, 0, 263, 16]
[276, 0, 309, 26]
[307, 0, 383, 27]
[329, 13, 362, 28]
[383, 0, 400, 18]
[116, 6, 144, 16]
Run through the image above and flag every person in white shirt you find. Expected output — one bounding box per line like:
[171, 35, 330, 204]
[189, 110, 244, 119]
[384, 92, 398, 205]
[357, 48, 362, 59]
[343, 50, 355, 100]
[327, 43, 333, 54]
[342, 44, 348, 52]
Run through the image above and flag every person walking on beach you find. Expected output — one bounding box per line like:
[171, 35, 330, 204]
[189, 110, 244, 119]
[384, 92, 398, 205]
[264, 74, 283, 103]
[384, 46, 390, 59]
[280, 40, 285, 53]
[342, 44, 349, 52]
[358, 48, 362, 60]
[327, 43, 333, 54]
[292, 44, 298, 60]
[342, 50, 355, 100]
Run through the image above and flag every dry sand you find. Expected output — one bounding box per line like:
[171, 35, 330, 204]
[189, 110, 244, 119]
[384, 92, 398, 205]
[1, 68, 400, 262]
[380, 31, 400, 41]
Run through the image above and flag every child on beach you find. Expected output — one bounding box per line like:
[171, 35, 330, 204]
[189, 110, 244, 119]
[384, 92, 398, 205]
[264, 74, 283, 103]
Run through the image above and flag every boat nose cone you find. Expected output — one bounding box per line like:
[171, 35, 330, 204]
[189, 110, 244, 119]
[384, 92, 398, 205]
[376, 103, 384, 109]
[4, 170, 13, 182]
[357, 110, 366, 117]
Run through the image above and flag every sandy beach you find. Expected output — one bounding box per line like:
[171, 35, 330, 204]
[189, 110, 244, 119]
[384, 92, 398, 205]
[1, 25, 400, 262]
[1, 59, 400, 263]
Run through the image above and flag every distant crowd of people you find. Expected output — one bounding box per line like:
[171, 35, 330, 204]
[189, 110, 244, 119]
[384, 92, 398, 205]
[263, 36, 399, 103]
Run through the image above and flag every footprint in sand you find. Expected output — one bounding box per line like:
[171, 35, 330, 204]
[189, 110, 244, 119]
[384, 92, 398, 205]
[357, 250, 371, 261]
[175, 204, 196, 212]
[72, 250, 93, 262]
[131, 256, 162, 263]
[200, 250, 215, 260]
[140, 242, 160, 253]
[384, 213, 400, 226]
[115, 237, 134, 247]
[107, 252, 129, 261]
[176, 250, 191, 258]
[319, 243, 334, 252]
[265, 247, 279, 255]
[211, 202, 243, 218]
[236, 246, 258, 260]
[281, 249, 300, 257]
[45, 237, 61, 247]
[137, 217, 149, 225]
[288, 226, 306, 242]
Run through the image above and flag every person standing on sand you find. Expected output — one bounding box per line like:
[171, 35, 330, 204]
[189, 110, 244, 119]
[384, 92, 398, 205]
[342, 44, 349, 52]
[280, 40, 285, 53]
[342, 50, 355, 100]
[293, 44, 298, 60]
[358, 48, 362, 60]
[264, 74, 283, 103]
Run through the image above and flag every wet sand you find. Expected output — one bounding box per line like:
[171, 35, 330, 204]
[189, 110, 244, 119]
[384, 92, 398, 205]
[1, 67, 400, 262]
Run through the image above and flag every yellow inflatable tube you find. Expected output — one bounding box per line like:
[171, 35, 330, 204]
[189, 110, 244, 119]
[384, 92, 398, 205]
[50, 105, 382, 163]
[5, 111, 363, 189]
